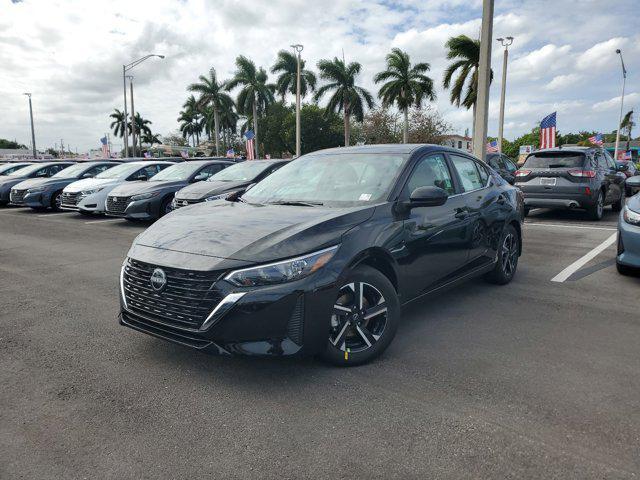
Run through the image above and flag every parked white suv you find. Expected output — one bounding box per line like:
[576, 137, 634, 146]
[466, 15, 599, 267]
[61, 161, 174, 215]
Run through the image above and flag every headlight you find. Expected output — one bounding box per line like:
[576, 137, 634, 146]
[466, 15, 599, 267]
[27, 186, 47, 194]
[205, 193, 228, 202]
[80, 187, 104, 196]
[224, 245, 339, 287]
[623, 206, 640, 225]
[130, 192, 159, 201]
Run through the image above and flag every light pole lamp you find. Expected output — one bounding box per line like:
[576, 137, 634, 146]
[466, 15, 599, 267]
[614, 48, 627, 161]
[122, 54, 164, 157]
[496, 36, 513, 153]
[472, 0, 494, 161]
[128, 76, 136, 157]
[23, 93, 37, 158]
[291, 44, 303, 157]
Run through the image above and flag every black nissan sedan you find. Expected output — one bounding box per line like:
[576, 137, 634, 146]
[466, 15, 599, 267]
[105, 159, 233, 221]
[119, 145, 523, 365]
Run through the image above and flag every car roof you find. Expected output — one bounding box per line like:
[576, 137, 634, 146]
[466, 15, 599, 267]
[309, 144, 475, 158]
[532, 146, 594, 155]
[178, 159, 235, 166]
[127, 160, 176, 166]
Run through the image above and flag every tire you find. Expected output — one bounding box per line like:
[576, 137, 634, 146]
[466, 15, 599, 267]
[587, 190, 604, 220]
[625, 186, 633, 198]
[485, 224, 519, 285]
[523, 207, 530, 218]
[320, 265, 400, 366]
[50, 190, 63, 211]
[616, 262, 638, 276]
[611, 191, 624, 212]
[159, 196, 173, 218]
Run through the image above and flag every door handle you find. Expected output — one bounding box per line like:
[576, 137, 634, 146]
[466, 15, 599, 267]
[454, 208, 468, 219]
[496, 194, 506, 205]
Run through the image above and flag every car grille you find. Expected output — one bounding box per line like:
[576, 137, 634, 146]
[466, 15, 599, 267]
[61, 191, 81, 206]
[174, 198, 203, 209]
[10, 189, 26, 203]
[106, 195, 130, 214]
[122, 259, 224, 330]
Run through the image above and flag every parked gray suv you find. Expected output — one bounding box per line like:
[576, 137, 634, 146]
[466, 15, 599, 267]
[515, 147, 625, 220]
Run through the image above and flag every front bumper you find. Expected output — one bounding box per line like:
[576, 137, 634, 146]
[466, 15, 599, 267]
[106, 198, 159, 220]
[10, 190, 51, 208]
[119, 258, 338, 356]
[617, 215, 640, 268]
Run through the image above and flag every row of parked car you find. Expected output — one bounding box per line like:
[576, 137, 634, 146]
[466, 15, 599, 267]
[0, 158, 288, 220]
[1, 144, 638, 365]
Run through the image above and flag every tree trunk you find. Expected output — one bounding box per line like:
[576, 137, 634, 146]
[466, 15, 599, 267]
[471, 102, 477, 152]
[253, 95, 259, 158]
[344, 100, 350, 147]
[403, 107, 409, 144]
[214, 109, 221, 156]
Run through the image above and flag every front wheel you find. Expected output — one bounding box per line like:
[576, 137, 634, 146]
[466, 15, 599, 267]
[485, 224, 519, 285]
[159, 196, 173, 218]
[50, 190, 63, 211]
[616, 262, 638, 276]
[320, 265, 400, 366]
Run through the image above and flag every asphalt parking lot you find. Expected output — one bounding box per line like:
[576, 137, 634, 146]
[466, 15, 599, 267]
[1, 206, 639, 479]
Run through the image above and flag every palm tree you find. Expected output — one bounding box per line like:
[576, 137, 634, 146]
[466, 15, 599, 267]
[181, 95, 203, 145]
[109, 109, 128, 138]
[442, 35, 493, 140]
[178, 110, 200, 146]
[188, 68, 234, 156]
[314, 57, 374, 146]
[621, 110, 635, 151]
[374, 48, 436, 143]
[141, 132, 162, 145]
[271, 50, 317, 102]
[226, 55, 276, 158]
[128, 113, 153, 154]
[219, 102, 239, 151]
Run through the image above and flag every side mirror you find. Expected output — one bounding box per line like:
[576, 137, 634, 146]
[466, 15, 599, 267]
[81, 172, 93, 178]
[617, 163, 629, 172]
[406, 186, 448, 208]
[244, 183, 256, 192]
[193, 173, 209, 182]
[625, 176, 640, 188]
[135, 174, 147, 181]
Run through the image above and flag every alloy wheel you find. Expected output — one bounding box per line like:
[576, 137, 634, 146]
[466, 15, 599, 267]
[501, 233, 518, 277]
[330, 281, 388, 353]
[54, 193, 62, 210]
[597, 192, 604, 217]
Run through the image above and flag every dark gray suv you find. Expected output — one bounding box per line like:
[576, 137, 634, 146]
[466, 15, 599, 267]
[515, 147, 625, 220]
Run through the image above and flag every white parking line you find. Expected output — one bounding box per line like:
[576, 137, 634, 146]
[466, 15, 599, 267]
[551, 232, 618, 283]
[525, 222, 617, 232]
[84, 218, 123, 224]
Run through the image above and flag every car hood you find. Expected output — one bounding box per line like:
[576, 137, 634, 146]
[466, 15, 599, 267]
[64, 177, 119, 193]
[109, 180, 186, 197]
[132, 201, 375, 263]
[0, 176, 30, 189]
[176, 180, 249, 200]
[10, 177, 64, 190]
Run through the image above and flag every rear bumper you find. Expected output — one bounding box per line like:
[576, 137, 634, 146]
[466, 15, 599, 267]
[617, 217, 640, 268]
[521, 192, 595, 210]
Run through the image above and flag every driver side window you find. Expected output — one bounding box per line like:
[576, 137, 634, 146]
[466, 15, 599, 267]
[405, 154, 455, 196]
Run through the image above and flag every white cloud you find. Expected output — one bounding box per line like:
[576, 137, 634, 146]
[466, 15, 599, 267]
[592, 93, 639, 112]
[544, 73, 583, 91]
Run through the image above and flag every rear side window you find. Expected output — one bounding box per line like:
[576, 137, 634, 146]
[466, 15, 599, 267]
[450, 154, 484, 192]
[502, 156, 517, 172]
[405, 154, 455, 196]
[524, 153, 585, 168]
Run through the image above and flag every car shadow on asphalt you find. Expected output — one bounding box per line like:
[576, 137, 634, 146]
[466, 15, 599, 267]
[527, 207, 619, 223]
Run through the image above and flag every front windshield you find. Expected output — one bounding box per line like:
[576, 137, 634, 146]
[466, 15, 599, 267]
[243, 153, 408, 206]
[96, 163, 140, 179]
[52, 163, 95, 178]
[149, 162, 201, 181]
[0, 164, 30, 175]
[8, 163, 53, 176]
[209, 161, 272, 182]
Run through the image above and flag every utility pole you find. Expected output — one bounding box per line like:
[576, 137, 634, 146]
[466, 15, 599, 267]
[472, 0, 494, 162]
[614, 49, 627, 161]
[496, 36, 513, 153]
[22, 93, 37, 158]
[60, 139, 64, 157]
[291, 44, 303, 157]
[122, 65, 129, 158]
[129, 76, 136, 157]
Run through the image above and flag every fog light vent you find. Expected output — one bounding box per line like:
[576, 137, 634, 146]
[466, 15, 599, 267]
[287, 295, 304, 346]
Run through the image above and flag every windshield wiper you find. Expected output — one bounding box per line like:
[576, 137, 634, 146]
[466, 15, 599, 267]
[267, 200, 324, 207]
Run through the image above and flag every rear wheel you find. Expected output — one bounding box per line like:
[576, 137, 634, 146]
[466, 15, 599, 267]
[320, 265, 400, 366]
[587, 190, 604, 220]
[485, 224, 519, 285]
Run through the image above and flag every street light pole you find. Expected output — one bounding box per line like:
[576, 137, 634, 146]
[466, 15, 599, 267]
[472, 0, 494, 162]
[614, 49, 627, 161]
[129, 77, 136, 157]
[22, 93, 37, 158]
[122, 54, 164, 158]
[291, 44, 303, 157]
[496, 36, 513, 153]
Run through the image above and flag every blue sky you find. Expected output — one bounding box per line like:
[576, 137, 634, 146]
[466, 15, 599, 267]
[0, 0, 638, 151]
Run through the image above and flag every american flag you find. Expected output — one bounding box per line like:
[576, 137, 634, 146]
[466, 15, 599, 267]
[622, 151, 632, 160]
[100, 136, 109, 158]
[539, 112, 556, 149]
[244, 130, 255, 160]
[180, 150, 189, 159]
[226, 148, 235, 158]
[486, 140, 499, 153]
[588, 133, 603, 146]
